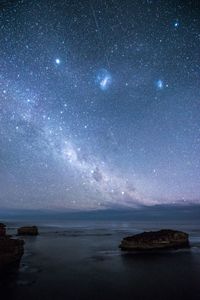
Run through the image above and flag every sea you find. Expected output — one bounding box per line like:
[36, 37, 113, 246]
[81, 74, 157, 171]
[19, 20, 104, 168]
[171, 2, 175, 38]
[1, 219, 200, 300]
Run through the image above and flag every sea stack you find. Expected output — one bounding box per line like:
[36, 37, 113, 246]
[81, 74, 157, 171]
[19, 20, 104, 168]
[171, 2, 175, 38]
[0, 223, 24, 269]
[0, 223, 6, 237]
[119, 229, 190, 251]
[18, 226, 38, 236]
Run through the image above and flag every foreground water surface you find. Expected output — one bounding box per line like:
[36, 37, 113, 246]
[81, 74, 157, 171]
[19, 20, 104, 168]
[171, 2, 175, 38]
[1, 220, 200, 300]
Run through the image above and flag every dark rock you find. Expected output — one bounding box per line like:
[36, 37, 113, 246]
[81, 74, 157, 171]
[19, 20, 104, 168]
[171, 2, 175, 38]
[119, 229, 190, 251]
[0, 223, 6, 237]
[18, 226, 38, 236]
[0, 224, 24, 269]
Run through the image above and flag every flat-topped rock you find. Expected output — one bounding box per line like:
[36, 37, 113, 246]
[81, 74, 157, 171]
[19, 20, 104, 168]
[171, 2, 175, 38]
[18, 226, 38, 236]
[119, 229, 189, 251]
[0, 224, 24, 269]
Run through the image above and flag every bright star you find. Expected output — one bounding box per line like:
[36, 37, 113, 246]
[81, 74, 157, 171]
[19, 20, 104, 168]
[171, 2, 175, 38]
[174, 21, 179, 28]
[55, 58, 61, 65]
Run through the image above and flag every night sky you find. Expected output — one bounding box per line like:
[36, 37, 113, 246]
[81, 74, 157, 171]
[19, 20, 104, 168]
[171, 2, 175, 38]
[0, 0, 200, 210]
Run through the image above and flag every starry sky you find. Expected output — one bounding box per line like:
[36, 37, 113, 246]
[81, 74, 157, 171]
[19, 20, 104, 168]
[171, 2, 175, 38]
[0, 0, 200, 210]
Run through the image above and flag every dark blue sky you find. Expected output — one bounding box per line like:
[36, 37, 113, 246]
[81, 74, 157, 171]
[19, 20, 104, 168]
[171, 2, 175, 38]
[0, 0, 199, 210]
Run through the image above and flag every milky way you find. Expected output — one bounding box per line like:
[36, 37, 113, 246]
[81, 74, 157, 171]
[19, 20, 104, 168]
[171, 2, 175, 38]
[0, 0, 200, 210]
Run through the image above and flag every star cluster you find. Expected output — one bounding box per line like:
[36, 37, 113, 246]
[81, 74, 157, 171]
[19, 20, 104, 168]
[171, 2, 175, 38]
[0, 0, 200, 210]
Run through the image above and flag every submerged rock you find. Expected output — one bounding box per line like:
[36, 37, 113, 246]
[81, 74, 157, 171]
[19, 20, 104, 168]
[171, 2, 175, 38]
[18, 226, 38, 236]
[0, 224, 24, 269]
[119, 229, 189, 251]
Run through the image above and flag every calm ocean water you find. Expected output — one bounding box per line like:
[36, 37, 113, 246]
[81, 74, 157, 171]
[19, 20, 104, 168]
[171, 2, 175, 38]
[1, 220, 200, 300]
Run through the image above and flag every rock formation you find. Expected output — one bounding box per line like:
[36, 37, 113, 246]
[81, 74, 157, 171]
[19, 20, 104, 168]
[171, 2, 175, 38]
[0, 223, 6, 237]
[0, 223, 24, 269]
[119, 229, 189, 251]
[18, 226, 38, 236]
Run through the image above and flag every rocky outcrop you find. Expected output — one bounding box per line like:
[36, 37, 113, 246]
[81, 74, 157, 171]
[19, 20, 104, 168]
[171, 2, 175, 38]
[0, 224, 24, 269]
[119, 229, 189, 251]
[0, 223, 6, 237]
[18, 226, 38, 236]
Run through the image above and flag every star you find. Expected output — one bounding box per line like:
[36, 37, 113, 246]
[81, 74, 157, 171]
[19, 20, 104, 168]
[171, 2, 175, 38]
[55, 58, 61, 65]
[174, 20, 179, 28]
